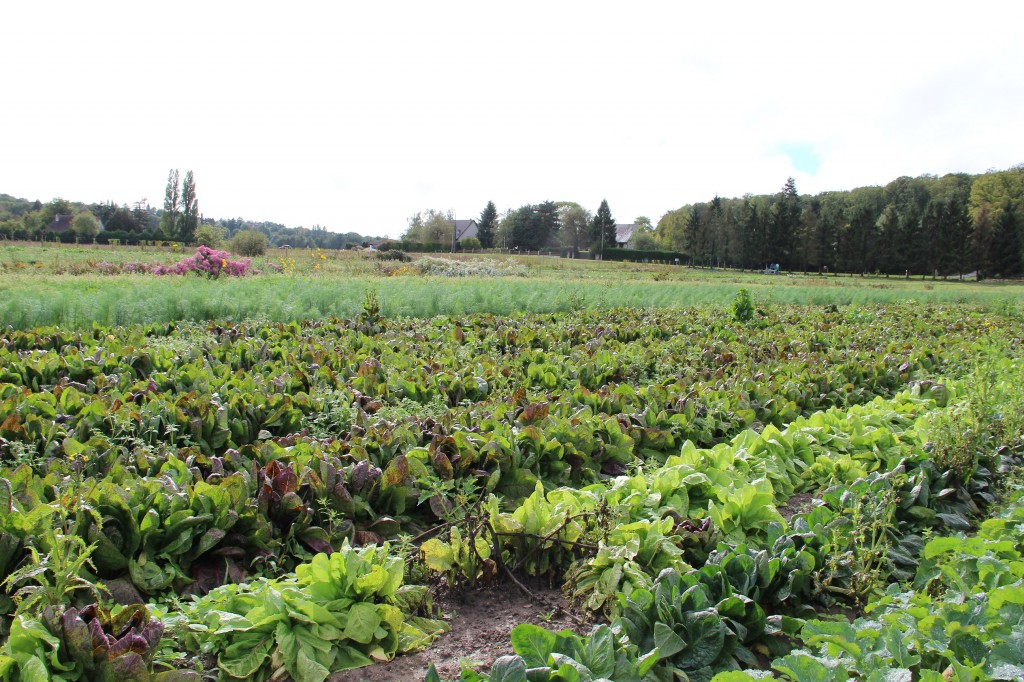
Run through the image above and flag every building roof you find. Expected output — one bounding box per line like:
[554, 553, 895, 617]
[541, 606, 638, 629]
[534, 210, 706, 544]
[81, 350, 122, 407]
[454, 219, 478, 241]
[615, 223, 638, 244]
[47, 214, 73, 233]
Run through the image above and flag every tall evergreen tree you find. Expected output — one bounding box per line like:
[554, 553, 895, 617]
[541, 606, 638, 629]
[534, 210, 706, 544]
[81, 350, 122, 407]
[768, 177, 801, 269]
[181, 170, 198, 243]
[477, 201, 497, 249]
[920, 200, 946, 277]
[509, 205, 539, 250]
[591, 199, 616, 255]
[945, 198, 972, 279]
[684, 203, 706, 266]
[990, 202, 1022, 278]
[737, 197, 764, 270]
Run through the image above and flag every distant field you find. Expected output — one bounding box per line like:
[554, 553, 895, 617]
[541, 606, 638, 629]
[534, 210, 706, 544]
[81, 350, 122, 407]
[2, 242, 1022, 328]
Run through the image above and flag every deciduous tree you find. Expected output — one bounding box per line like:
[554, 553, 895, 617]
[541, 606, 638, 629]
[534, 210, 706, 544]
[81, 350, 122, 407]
[558, 203, 591, 256]
[161, 169, 180, 239]
[181, 170, 198, 243]
[71, 212, 100, 243]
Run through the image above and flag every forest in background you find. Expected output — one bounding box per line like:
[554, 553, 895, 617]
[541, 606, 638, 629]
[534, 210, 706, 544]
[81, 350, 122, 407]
[0, 193, 373, 250]
[656, 167, 1023, 279]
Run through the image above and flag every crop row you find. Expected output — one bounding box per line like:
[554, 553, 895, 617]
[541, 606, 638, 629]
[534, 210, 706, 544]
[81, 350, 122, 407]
[0, 303, 1020, 681]
[0, 306, 980, 601]
[428, 367, 1024, 681]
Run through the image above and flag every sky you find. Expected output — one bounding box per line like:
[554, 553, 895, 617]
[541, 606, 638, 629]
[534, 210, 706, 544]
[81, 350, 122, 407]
[4, 1, 1022, 238]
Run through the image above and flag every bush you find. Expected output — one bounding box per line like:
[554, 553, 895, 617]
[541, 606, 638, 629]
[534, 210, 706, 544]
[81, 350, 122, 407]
[376, 250, 410, 262]
[194, 224, 226, 248]
[397, 241, 450, 253]
[459, 237, 482, 250]
[229, 230, 268, 257]
[149, 246, 253, 277]
[95, 230, 141, 246]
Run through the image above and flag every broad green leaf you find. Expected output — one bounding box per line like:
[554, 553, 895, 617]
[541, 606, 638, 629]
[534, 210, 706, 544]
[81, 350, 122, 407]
[420, 538, 456, 573]
[990, 584, 1024, 609]
[637, 648, 660, 676]
[343, 602, 382, 644]
[653, 623, 686, 660]
[676, 611, 727, 670]
[218, 637, 272, 679]
[511, 623, 557, 668]
[489, 655, 529, 682]
[580, 625, 615, 679]
[293, 647, 331, 682]
[773, 652, 849, 681]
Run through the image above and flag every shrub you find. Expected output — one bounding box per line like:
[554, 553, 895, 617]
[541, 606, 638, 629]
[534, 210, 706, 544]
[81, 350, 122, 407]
[602, 247, 686, 264]
[194, 224, 226, 248]
[376, 250, 410, 262]
[459, 237, 482, 250]
[146, 246, 252, 278]
[229, 229, 268, 257]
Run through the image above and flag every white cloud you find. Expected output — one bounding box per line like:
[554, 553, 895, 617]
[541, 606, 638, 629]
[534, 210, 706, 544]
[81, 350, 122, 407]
[3, 1, 1022, 237]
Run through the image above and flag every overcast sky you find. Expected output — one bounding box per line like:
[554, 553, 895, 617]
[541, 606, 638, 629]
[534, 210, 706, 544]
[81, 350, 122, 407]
[4, 1, 1022, 238]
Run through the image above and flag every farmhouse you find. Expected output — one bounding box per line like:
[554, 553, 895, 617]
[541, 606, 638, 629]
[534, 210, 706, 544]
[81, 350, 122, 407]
[615, 223, 638, 248]
[454, 219, 478, 243]
[46, 214, 74, 235]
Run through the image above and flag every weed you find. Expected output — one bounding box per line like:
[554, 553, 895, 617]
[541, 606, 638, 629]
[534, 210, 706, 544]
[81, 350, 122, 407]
[3, 505, 105, 618]
[731, 288, 754, 322]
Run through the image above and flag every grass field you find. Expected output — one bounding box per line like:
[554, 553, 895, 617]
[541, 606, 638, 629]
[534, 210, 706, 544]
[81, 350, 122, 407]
[2, 242, 1022, 329]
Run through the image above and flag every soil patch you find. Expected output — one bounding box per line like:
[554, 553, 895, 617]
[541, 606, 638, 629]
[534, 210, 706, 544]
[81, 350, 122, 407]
[778, 491, 817, 521]
[330, 582, 590, 682]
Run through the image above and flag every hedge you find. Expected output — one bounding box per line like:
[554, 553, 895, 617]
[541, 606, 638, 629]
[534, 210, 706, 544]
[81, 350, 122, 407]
[601, 247, 687, 263]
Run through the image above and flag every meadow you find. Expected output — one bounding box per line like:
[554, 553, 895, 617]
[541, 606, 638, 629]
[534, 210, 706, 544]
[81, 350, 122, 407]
[2, 242, 1022, 329]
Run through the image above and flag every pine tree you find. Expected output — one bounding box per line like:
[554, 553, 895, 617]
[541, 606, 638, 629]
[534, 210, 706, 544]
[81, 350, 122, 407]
[591, 199, 616, 254]
[990, 202, 1022, 278]
[478, 201, 497, 249]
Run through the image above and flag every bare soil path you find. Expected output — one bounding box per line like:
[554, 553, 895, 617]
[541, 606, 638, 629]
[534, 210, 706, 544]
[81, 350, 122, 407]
[330, 583, 589, 682]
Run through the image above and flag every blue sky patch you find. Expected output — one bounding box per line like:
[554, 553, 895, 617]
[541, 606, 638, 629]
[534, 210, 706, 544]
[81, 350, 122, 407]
[778, 143, 823, 175]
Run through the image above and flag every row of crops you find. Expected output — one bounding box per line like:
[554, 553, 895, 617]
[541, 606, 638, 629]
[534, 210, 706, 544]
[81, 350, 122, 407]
[0, 303, 1022, 681]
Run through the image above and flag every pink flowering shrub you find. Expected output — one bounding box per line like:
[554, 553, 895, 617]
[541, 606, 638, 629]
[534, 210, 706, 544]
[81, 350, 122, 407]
[143, 246, 252, 278]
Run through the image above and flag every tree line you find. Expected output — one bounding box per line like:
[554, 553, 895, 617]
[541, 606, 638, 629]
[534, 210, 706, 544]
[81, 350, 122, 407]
[657, 168, 1023, 279]
[402, 199, 637, 256]
[401, 166, 1022, 279]
[0, 170, 377, 249]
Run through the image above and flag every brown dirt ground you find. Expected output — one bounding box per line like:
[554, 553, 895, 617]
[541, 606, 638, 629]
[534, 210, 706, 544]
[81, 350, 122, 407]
[330, 582, 590, 682]
[777, 491, 817, 521]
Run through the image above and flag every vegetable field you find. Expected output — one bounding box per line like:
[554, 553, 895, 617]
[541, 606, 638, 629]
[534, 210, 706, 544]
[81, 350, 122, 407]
[1, 300, 1023, 681]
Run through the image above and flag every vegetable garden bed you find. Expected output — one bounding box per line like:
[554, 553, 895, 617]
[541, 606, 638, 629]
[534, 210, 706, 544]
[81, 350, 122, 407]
[0, 303, 1021, 681]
